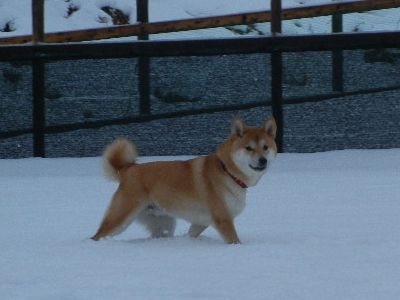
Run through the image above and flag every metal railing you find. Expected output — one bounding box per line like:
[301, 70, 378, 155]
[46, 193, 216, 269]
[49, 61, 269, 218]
[1, 0, 400, 156]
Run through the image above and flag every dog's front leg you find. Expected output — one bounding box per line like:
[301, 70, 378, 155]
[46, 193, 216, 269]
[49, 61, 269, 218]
[213, 216, 241, 244]
[209, 197, 240, 244]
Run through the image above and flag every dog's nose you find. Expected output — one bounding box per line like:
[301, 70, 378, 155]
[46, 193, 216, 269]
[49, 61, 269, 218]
[258, 157, 267, 167]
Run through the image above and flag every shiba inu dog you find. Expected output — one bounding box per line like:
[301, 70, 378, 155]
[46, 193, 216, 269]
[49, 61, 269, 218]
[91, 117, 277, 244]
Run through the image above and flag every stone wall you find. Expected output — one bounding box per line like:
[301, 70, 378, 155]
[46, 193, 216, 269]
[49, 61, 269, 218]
[0, 49, 399, 158]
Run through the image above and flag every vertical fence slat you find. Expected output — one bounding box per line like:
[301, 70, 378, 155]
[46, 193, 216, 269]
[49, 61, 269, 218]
[271, 0, 282, 35]
[332, 13, 344, 92]
[136, 0, 151, 115]
[32, 60, 45, 157]
[32, 0, 46, 157]
[32, 0, 44, 43]
[271, 0, 284, 152]
[137, 0, 149, 41]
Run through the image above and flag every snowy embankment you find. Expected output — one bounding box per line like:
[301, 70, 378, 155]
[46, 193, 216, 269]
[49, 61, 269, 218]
[0, 0, 399, 40]
[1, 149, 400, 299]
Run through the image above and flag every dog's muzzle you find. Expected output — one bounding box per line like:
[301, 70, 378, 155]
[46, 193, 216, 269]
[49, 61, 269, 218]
[250, 157, 267, 171]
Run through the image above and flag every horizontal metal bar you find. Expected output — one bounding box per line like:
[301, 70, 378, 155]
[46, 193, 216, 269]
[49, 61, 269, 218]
[0, 31, 400, 61]
[0, 101, 270, 139]
[2, 83, 400, 139]
[284, 84, 400, 105]
[43, 100, 272, 135]
[0, 128, 32, 140]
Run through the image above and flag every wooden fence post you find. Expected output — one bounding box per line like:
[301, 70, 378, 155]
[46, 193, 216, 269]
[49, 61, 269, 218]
[271, 0, 284, 152]
[136, 0, 151, 115]
[32, 0, 46, 157]
[271, 0, 282, 34]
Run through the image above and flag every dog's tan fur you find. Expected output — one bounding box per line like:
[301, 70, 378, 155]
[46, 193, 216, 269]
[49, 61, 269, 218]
[91, 117, 277, 244]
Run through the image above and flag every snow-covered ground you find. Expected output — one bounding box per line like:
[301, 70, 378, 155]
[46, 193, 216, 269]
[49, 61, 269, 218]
[1, 2, 400, 297]
[1, 149, 400, 299]
[0, 0, 400, 40]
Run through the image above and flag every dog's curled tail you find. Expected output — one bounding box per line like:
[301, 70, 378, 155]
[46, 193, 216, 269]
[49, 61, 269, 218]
[103, 138, 138, 181]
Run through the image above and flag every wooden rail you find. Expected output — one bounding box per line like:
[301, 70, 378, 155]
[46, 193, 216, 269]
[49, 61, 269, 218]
[1, 0, 400, 45]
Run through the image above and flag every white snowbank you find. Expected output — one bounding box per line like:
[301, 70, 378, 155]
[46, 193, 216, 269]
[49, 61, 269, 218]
[0, 0, 399, 40]
[1, 149, 400, 299]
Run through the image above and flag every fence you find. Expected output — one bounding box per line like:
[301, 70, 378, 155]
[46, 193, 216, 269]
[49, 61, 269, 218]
[2, 0, 400, 44]
[1, 0, 400, 157]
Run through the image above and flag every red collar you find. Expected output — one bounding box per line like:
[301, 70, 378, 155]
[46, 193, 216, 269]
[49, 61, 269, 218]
[219, 160, 248, 189]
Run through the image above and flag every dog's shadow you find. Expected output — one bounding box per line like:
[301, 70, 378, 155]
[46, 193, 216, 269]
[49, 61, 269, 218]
[120, 234, 223, 246]
[86, 234, 225, 248]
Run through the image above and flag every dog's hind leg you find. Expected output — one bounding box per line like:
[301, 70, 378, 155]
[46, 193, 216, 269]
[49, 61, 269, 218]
[91, 187, 143, 241]
[137, 209, 176, 238]
[188, 224, 208, 238]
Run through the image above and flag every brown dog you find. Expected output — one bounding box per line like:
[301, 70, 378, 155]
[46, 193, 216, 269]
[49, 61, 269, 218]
[91, 117, 277, 244]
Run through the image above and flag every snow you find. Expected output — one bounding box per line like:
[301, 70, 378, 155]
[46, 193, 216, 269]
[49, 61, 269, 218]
[1, 149, 400, 299]
[1, 1, 400, 298]
[0, 0, 400, 40]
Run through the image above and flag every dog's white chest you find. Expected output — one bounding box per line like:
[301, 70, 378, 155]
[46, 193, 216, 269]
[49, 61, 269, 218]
[224, 191, 246, 218]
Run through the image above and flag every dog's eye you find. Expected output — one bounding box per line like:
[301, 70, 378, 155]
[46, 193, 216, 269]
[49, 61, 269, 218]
[246, 146, 254, 151]
[263, 145, 268, 151]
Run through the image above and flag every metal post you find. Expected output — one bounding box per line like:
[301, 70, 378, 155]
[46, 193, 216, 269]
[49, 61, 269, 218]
[137, 0, 151, 115]
[271, 0, 283, 152]
[32, 0, 46, 157]
[332, 13, 344, 92]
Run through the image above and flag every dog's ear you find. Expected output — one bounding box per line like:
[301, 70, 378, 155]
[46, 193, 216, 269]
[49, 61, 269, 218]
[264, 117, 277, 139]
[231, 118, 245, 137]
